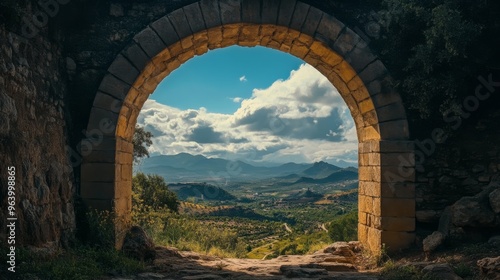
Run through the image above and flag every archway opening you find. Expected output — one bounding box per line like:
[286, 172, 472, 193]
[80, 1, 415, 254]
[132, 45, 360, 258]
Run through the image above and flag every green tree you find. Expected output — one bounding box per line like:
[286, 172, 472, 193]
[133, 125, 153, 164]
[376, 0, 494, 123]
[132, 172, 179, 213]
[327, 210, 358, 242]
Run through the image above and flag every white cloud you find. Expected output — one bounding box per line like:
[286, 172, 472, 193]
[231, 97, 243, 103]
[137, 64, 358, 165]
[239, 75, 247, 82]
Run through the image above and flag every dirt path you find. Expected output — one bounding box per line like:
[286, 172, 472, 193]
[109, 242, 380, 280]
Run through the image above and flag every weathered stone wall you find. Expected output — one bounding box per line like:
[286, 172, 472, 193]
[0, 1, 75, 247]
[415, 99, 500, 230]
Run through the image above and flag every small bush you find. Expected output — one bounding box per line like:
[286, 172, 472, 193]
[327, 210, 358, 242]
[0, 246, 144, 280]
[453, 263, 472, 278]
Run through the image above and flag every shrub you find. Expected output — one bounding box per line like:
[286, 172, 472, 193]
[327, 210, 358, 242]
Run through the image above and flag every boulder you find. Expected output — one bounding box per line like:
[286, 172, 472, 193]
[322, 242, 356, 259]
[422, 263, 463, 280]
[451, 193, 496, 227]
[488, 235, 500, 245]
[489, 188, 500, 214]
[423, 231, 444, 254]
[477, 256, 500, 279]
[122, 226, 156, 262]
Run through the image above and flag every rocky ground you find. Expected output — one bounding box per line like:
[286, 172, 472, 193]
[110, 242, 379, 280]
[108, 241, 500, 280]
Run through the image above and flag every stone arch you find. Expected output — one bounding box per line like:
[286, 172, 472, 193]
[80, 0, 415, 253]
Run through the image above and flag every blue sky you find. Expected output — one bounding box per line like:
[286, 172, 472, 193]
[151, 46, 303, 114]
[138, 46, 358, 167]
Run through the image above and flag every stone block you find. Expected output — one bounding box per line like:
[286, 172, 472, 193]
[380, 165, 415, 183]
[220, 0, 241, 24]
[333, 27, 361, 56]
[151, 16, 180, 47]
[200, 0, 222, 28]
[84, 150, 116, 163]
[87, 107, 119, 136]
[378, 152, 415, 167]
[344, 42, 377, 74]
[378, 119, 409, 140]
[290, 42, 309, 59]
[81, 162, 116, 183]
[98, 74, 131, 100]
[183, 2, 206, 33]
[262, 0, 280, 24]
[362, 110, 378, 127]
[133, 27, 166, 58]
[381, 198, 415, 218]
[241, 0, 261, 23]
[349, 79, 370, 99]
[375, 216, 415, 231]
[93, 91, 122, 113]
[377, 102, 407, 122]
[359, 166, 381, 182]
[381, 182, 415, 199]
[360, 125, 380, 141]
[168, 8, 192, 40]
[81, 182, 115, 200]
[115, 181, 132, 200]
[359, 211, 368, 225]
[120, 164, 133, 181]
[308, 41, 341, 66]
[277, 0, 296, 26]
[367, 227, 383, 252]
[381, 231, 415, 252]
[179, 36, 194, 51]
[114, 197, 132, 216]
[116, 115, 128, 138]
[238, 24, 260, 46]
[107, 54, 139, 85]
[358, 194, 375, 213]
[289, 2, 309, 31]
[301, 6, 322, 35]
[89, 136, 118, 152]
[122, 42, 150, 71]
[84, 198, 114, 212]
[332, 60, 357, 84]
[116, 151, 132, 165]
[117, 138, 133, 154]
[314, 14, 344, 47]
[359, 99, 375, 114]
[358, 181, 378, 197]
[362, 140, 415, 153]
[372, 89, 403, 109]
[358, 60, 387, 84]
[207, 27, 223, 49]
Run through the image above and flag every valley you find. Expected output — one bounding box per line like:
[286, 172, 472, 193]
[134, 153, 359, 259]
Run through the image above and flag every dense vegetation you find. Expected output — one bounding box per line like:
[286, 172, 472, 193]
[375, 0, 499, 128]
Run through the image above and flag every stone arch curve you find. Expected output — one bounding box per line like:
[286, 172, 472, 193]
[80, 0, 415, 253]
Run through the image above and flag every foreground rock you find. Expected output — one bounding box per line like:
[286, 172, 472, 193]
[423, 182, 500, 255]
[477, 256, 500, 279]
[122, 226, 156, 262]
[422, 263, 463, 280]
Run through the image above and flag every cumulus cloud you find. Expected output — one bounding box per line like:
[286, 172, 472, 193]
[239, 75, 247, 82]
[137, 64, 358, 165]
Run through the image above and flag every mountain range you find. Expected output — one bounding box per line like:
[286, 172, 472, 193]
[135, 153, 358, 185]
